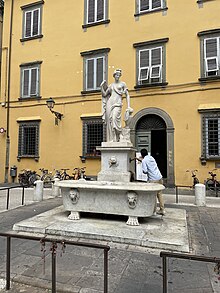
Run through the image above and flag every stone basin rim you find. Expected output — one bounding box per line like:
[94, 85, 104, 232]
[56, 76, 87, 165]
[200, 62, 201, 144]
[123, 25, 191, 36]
[55, 180, 165, 192]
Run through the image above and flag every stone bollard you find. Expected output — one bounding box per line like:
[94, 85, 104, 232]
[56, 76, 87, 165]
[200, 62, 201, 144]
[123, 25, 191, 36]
[33, 180, 44, 201]
[195, 183, 206, 206]
[52, 178, 61, 197]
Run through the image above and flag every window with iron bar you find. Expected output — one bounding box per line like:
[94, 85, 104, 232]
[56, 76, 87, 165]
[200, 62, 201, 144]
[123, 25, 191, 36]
[82, 117, 106, 157]
[201, 112, 220, 159]
[18, 121, 40, 159]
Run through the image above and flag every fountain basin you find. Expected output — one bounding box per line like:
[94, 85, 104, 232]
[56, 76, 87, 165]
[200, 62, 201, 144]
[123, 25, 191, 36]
[55, 180, 165, 226]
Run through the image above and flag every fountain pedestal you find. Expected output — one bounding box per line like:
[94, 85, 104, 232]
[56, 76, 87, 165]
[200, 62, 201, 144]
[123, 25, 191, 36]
[97, 141, 136, 182]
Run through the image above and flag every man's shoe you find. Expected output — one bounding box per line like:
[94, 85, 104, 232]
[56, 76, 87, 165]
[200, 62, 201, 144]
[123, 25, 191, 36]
[157, 209, 166, 216]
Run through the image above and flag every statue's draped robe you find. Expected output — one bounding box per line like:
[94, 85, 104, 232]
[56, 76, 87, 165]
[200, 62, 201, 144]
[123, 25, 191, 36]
[102, 82, 127, 142]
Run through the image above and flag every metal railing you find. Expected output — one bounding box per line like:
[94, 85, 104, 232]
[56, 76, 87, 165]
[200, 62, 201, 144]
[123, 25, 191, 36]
[160, 251, 220, 293]
[0, 232, 110, 293]
[175, 185, 193, 203]
[0, 185, 27, 210]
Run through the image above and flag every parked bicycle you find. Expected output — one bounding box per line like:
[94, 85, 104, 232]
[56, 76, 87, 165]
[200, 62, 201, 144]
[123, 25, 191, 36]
[18, 169, 39, 187]
[72, 167, 86, 180]
[205, 169, 220, 197]
[38, 168, 54, 187]
[60, 168, 73, 180]
[186, 169, 199, 187]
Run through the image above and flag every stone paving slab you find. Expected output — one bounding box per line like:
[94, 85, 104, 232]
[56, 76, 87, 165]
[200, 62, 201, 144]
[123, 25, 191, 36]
[13, 206, 189, 252]
[0, 190, 219, 292]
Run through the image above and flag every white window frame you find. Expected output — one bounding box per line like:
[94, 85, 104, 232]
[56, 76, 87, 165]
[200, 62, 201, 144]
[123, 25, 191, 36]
[24, 7, 41, 38]
[204, 37, 220, 77]
[21, 66, 39, 98]
[85, 56, 105, 90]
[138, 46, 162, 84]
[139, 0, 163, 13]
[138, 67, 149, 82]
[150, 65, 162, 78]
[86, 0, 106, 24]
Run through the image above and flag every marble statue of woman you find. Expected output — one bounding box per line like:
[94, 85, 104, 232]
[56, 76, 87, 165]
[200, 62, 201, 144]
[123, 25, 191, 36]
[101, 69, 132, 142]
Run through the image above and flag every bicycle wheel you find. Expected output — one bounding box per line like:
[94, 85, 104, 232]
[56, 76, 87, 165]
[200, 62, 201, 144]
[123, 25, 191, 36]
[18, 175, 26, 186]
[215, 181, 220, 197]
[205, 179, 215, 196]
[29, 174, 38, 187]
[43, 175, 53, 187]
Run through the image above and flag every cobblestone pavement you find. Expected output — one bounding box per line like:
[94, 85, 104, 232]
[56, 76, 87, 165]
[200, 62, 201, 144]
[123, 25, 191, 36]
[0, 187, 219, 292]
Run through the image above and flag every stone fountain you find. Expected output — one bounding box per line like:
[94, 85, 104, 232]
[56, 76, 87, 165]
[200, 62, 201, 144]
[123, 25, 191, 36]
[12, 70, 188, 252]
[56, 69, 164, 226]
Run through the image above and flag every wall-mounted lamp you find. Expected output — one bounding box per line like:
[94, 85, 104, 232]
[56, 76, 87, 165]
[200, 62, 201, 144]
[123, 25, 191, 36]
[46, 97, 63, 125]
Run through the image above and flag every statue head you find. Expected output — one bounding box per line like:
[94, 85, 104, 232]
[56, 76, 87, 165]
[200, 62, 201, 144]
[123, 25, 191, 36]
[113, 69, 122, 80]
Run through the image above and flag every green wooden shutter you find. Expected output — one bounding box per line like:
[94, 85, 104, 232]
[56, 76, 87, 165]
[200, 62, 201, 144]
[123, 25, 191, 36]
[152, 0, 162, 9]
[139, 49, 149, 83]
[150, 47, 162, 80]
[204, 38, 219, 75]
[23, 69, 30, 97]
[97, 0, 104, 21]
[25, 11, 32, 37]
[88, 0, 95, 23]
[140, 0, 149, 11]
[32, 9, 39, 36]
[87, 59, 95, 89]
[30, 68, 37, 96]
[96, 57, 104, 88]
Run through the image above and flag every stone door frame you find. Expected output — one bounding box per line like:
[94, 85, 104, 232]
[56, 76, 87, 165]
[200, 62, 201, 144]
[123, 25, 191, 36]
[129, 107, 175, 187]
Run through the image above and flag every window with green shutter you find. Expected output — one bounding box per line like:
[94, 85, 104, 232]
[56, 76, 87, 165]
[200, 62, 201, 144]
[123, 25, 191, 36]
[135, 0, 167, 15]
[20, 61, 42, 99]
[83, 0, 109, 28]
[198, 29, 220, 81]
[86, 57, 104, 90]
[81, 48, 110, 93]
[204, 37, 220, 77]
[134, 38, 168, 88]
[21, 1, 44, 41]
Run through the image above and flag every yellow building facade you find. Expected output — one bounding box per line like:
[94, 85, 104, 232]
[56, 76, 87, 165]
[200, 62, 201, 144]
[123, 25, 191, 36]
[0, 0, 220, 186]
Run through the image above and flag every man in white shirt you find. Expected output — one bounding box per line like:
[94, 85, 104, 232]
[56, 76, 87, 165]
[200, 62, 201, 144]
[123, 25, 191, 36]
[140, 148, 165, 215]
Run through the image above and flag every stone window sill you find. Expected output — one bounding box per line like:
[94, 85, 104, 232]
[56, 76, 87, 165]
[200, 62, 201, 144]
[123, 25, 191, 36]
[82, 19, 110, 29]
[20, 35, 43, 42]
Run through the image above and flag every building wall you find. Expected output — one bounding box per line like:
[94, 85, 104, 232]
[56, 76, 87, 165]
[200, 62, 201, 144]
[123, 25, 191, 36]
[0, 0, 220, 185]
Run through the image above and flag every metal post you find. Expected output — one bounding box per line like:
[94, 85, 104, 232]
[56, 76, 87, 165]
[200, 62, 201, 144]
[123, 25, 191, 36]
[51, 242, 57, 293]
[104, 248, 108, 293]
[6, 236, 11, 290]
[6, 189, 10, 210]
[175, 186, 178, 204]
[21, 186, 25, 205]
[162, 256, 167, 293]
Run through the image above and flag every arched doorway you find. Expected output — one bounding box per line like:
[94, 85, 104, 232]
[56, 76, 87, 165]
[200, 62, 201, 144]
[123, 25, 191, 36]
[130, 108, 175, 187]
[136, 114, 167, 178]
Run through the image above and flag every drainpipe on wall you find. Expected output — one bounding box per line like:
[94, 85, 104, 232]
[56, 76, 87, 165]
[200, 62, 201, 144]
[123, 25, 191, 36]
[4, 0, 14, 183]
